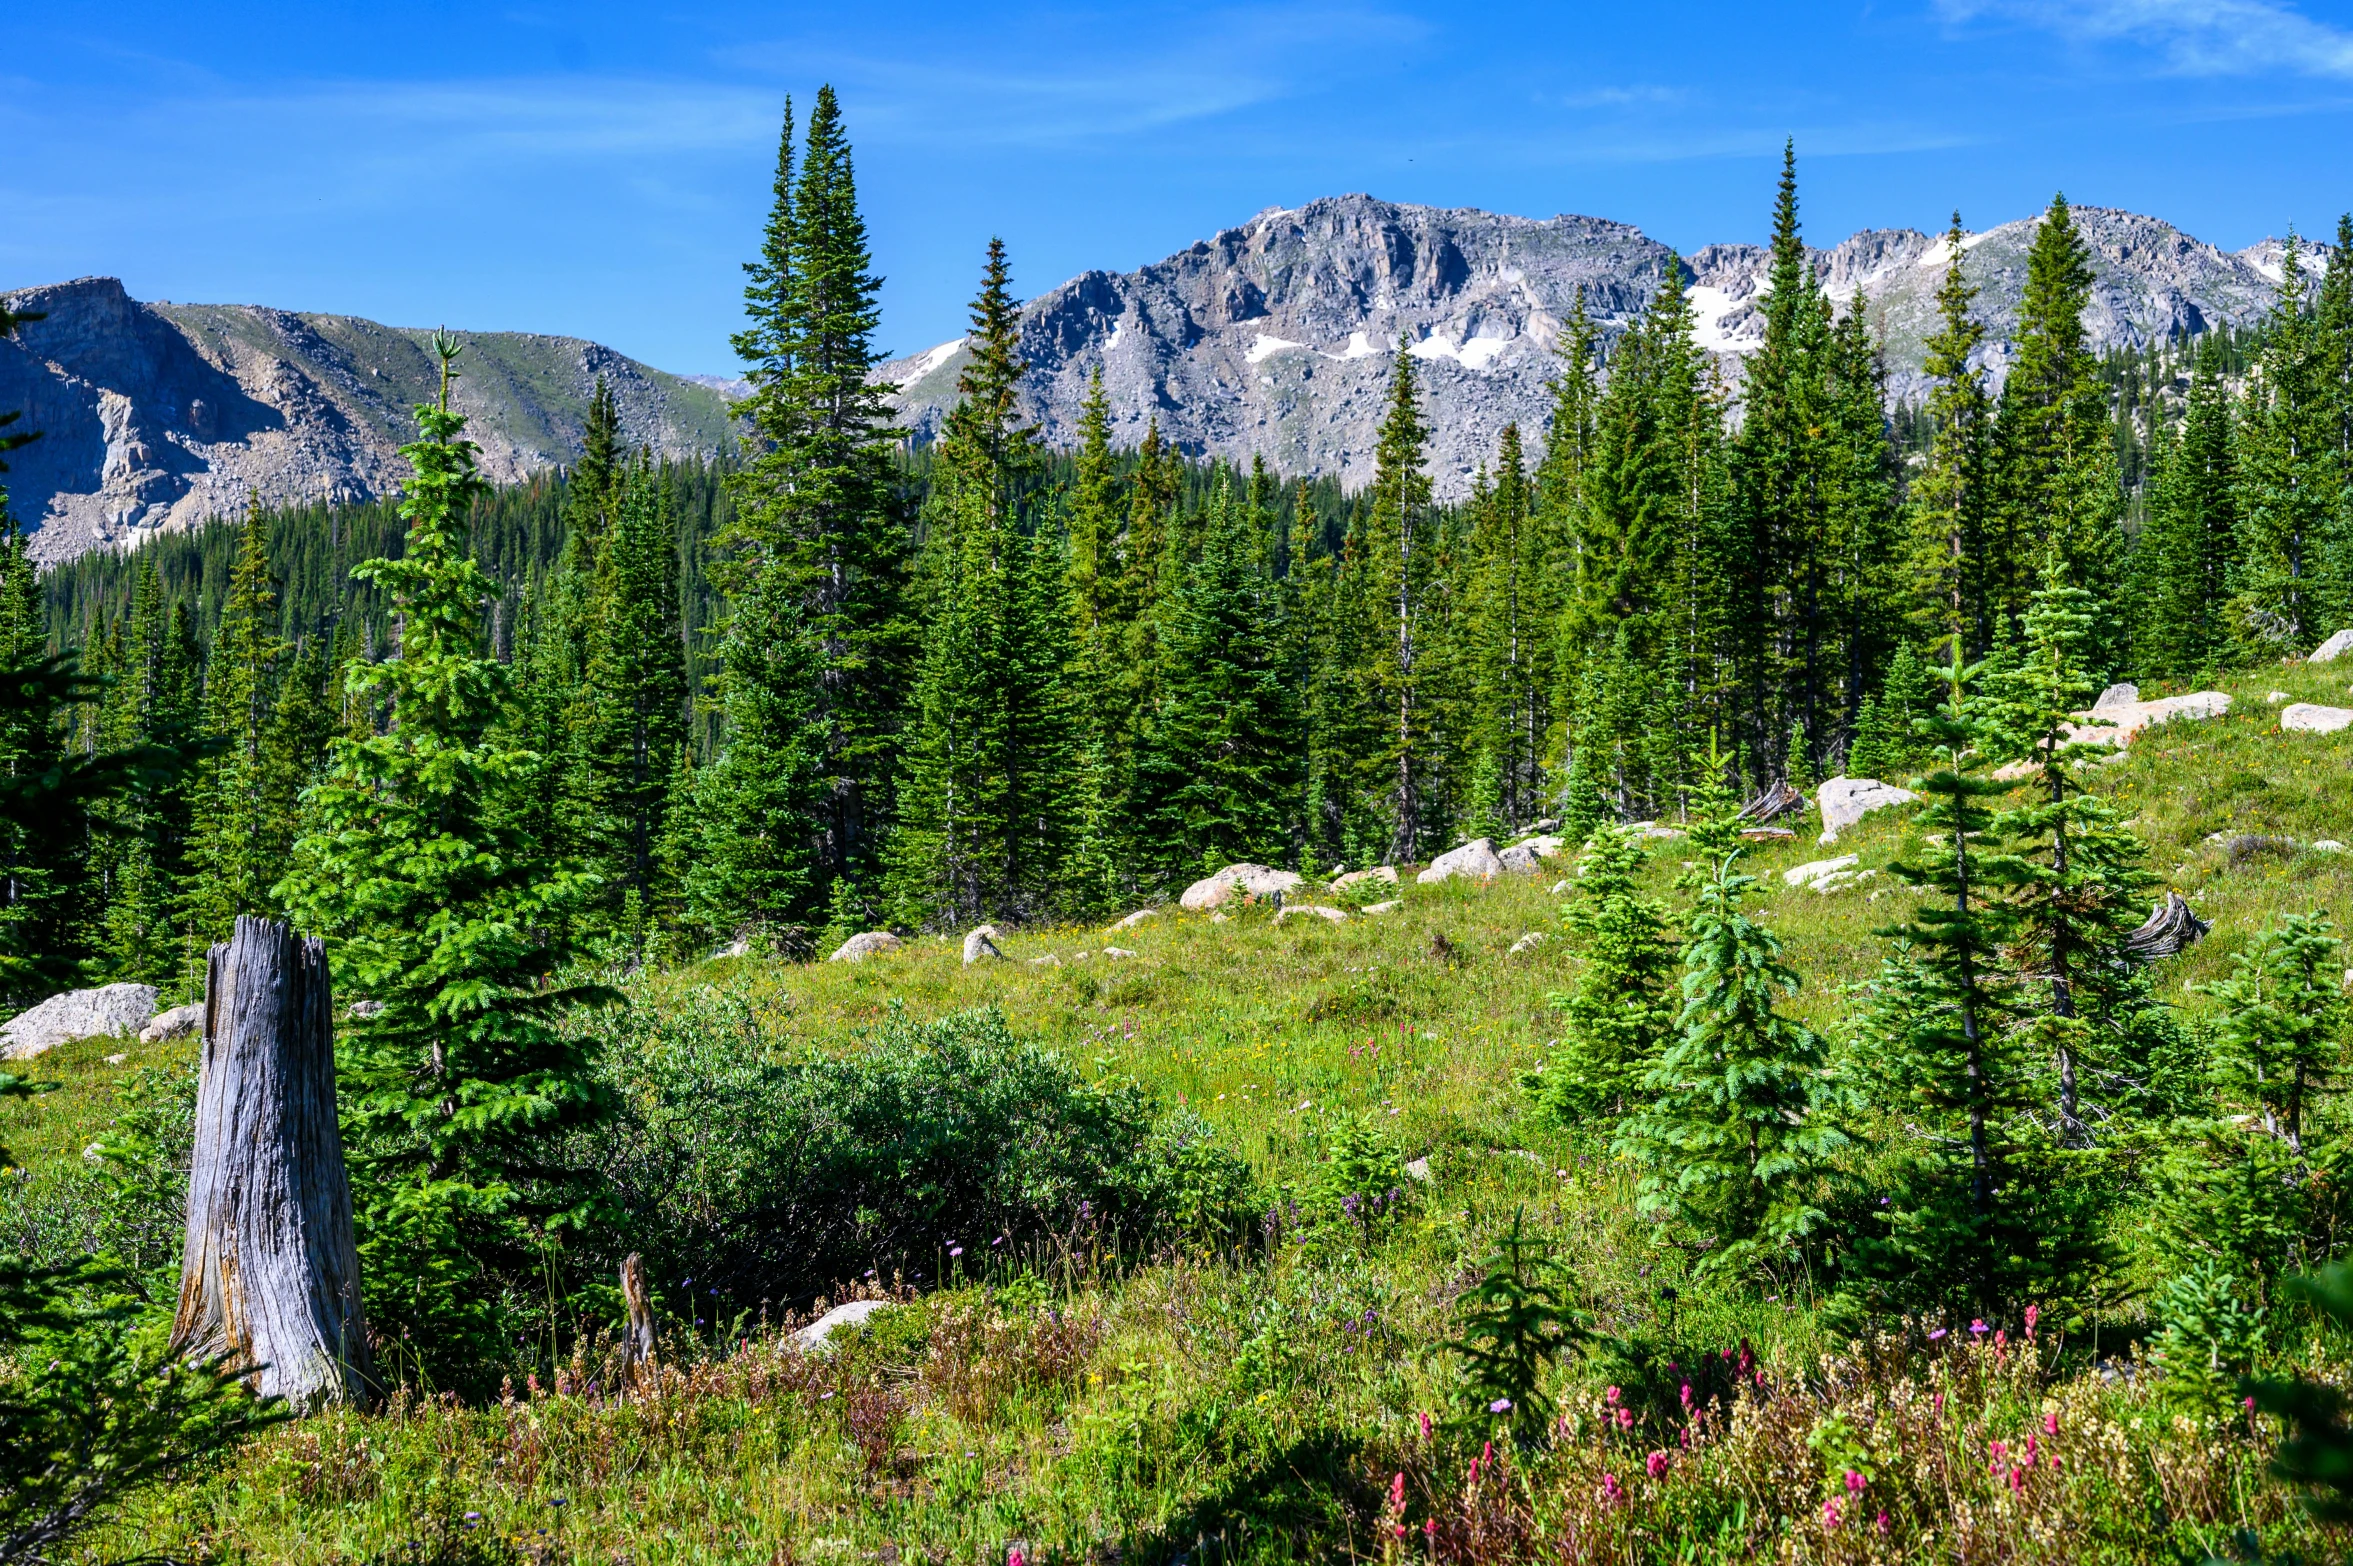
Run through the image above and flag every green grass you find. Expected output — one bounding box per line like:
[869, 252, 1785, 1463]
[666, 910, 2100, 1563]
[8, 656, 2353, 1563]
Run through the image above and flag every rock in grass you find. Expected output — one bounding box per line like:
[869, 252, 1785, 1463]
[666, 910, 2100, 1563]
[1108, 907, 1160, 931]
[1180, 864, 1304, 911]
[1102, 946, 1137, 959]
[2311, 628, 2353, 663]
[1360, 900, 1403, 915]
[1815, 777, 1918, 844]
[828, 931, 904, 963]
[2282, 703, 2353, 734]
[1417, 838, 1503, 885]
[1274, 904, 1348, 925]
[1508, 931, 1547, 955]
[2, 982, 157, 1061]
[962, 925, 1006, 965]
[139, 1002, 204, 1044]
[1329, 865, 1398, 892]
[1784, 855, 1859, 890]
[792, 1299, 898, 1354]
[2066, 690, 2232, 748]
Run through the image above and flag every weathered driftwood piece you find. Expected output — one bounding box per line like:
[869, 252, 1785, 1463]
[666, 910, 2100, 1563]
[1738, 780, 1807, 824]
[173, 916, 373, 1410]
[619, 1252, 656, 1388]
[2122, 892, 2210, 962]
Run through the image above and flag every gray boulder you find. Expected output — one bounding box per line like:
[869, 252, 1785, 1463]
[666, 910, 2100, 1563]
[1274, 904, 1348, 924]
[1329, 865, 1398, 893]
[139, 1002, 205, 1045]
[2310, 629, 2353, 664]
[1360, 899, 1403, 915]
[828, 931, 904, 963]
[1108, 907, 1161, 931]
[1, 982, 158, 1061]
[1816, 777, 1919, 844]
[962, 925, 1006, 965]
[1417, 838, 1503, 885]
[1180, 864, 1304, 911]
[2283, 703, 2353, 735]
[792, 1299, 899, 1354]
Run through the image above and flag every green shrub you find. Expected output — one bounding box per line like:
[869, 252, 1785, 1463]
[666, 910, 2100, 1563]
[593, 999, 1258, 1310]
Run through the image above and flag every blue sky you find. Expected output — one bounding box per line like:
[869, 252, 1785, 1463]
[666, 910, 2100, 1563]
[6, 1, 2352, 374]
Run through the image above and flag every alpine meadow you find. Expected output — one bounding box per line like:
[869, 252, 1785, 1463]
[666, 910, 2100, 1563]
[15, 76, 2353, 1566]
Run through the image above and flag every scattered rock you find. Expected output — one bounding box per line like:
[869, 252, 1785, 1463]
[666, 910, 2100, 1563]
[2269, 691, 2293, 704]
[2, 983, 158, 1061]
[962, 925, 1006, 965]
[716, 936, 753, 959]
[1418, 838, 1503, 884]
[2316, 840, 2347, 854]
[1102, 946, 1137, 959]
[1210, 911, 1231, 924]
[792, 1299, 898, 1354]
[1498, 843, 1545, 874]
[1274, 904, 1348, 925]
[347, 1000, 385, 1020]
[1530, 818, 1561, 832]
[1816, 777, 1920, 844]
[828, 931, 904, 963]
[1627, 821, 1688, 842]
[1504, 833, 1566, 860]
[2282, 703, 2353, 734]
[1739, 827, 1796, 842]
[2066, 690, 2232, 747]
[2310, 628, 2353, 664]
[104, 1052, 127, 1065]
[1549, 879, 1571, 896]
[1108, 908, 1161, 931]
[1810, 867, 1880, 894]
[1360, 900, 1403, 915]
[1028, 954, 1061, 968]
[1179, 864, 1304, 911]
[1784, 855, 1860, 890]
[1329, 865, 1398, 892]
[1403, 1156, 1432, 1183]
[138, 1002, 204, 1045]
[2092, 682, 2141, 713]
[1508, 931, 1547, 955]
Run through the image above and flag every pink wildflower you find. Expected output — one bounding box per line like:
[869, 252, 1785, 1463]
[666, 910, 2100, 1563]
[1876, 1511, 1890, 1533]
[1616, 1406, 1635, 1429]
[1823, 1497, 1843, 1530]
[2024, 1304, 2039, 1338]
[1420, 1410, 1433, 1441]
[1647, 1450, 1669, 1479]
[2009, 1465, 2024, 1494]
[1009, 1552, 1026, 1566]
[2026, 1435, 2038, 1466]
[1389, 1473, 1406, 1511]
[1679, 1382, 1693, 1408]
[1845, 1469, 1866, 1494]
[2045, 1411, 2059, 1437]
[1605, 1385, 1621, 1405]
[1602, 1472, 1623, 1506]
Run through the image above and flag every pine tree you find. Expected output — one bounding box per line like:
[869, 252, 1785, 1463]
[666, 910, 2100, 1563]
[96, 563, 202, 990]
[1822, 293, 1905, 762]
[1462, 424, 1550, 833]
[1986, 562, 2153, 1138]
[2136, 336, 2238, 680]
[1363, 343, 1436, 861]
[1133, 473, 1302, 877]
[183, 506, 288, 946]
[2199, 912, 2348, 1154]
[1619, 839, 1845, 1278]
[1906, 213, 1995, 650]
[1526, 822, 1677, 1120]
[275, 337, 612, 1379]
[2233, 238, 2344, 654]
[1992, 195, 2126, 651]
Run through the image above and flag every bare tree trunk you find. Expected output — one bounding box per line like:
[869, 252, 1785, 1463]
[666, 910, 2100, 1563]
[619, 1252, 657, 1391]
[173, 916, 374, 1411]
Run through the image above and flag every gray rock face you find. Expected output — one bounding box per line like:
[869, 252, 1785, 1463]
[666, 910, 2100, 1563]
[2282, 703, 2353, 734]
[2, 982, 158, 1060]
[792, 1299, 898, 1354]
[2310, 629, 2353, 664]
[1180, 864, 1303, 911]
[1816, 777, 1919, 844]
[0, 277, 738, 564]
[961, 925, 1006, 965]
[877, 196, 2288, 500]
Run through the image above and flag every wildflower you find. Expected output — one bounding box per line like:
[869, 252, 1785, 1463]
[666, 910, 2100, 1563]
[1602, 1473, 1623, 1506]
[2008, 1465, 2024, 1493]
[1420, 1411, 1433, 1440]
[1823, 1497, 1843, 1530]
[1995, 1329, 2008, 1349]
[2024, 1303, 2039, 1338]
[1928, 1328, 1947, 1341]
[1646, 1450, 1669, 1478]
[1605, 1386, 1621, 1405]
[2045, 1410, 2060, 1437]
[1616, 1407, 1635, 1429]
[1679, 1382, 1692, 1408]
[1875, 1511, 1889, 1533]
[1489, 1398, 1513, 1414]
[1845, 1470, 1866, 1494]
[1390, 1473, 1406, 1509]
[950, 1246, 964, 1257]
[1009, 1551, 1027, 1566]
[1969, 1319, 1988, 1336]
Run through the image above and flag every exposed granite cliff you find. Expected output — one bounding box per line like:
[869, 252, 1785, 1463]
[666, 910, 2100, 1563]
[0, 277, 737, 564]
[877, 195, 2299, 498]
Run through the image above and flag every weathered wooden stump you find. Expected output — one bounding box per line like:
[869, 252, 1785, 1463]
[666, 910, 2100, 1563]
[619, 1252, 657, 1391]
[172, 915, 374, 1410]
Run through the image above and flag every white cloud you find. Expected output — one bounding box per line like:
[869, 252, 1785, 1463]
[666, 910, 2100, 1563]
[1553, 84, 1689, 109]
[1941, 0, 2353, 78]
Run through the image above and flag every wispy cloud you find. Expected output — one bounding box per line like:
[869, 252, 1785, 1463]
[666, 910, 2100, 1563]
[1940, 0, 2353, 78]
[1551, 84, 1689, 109]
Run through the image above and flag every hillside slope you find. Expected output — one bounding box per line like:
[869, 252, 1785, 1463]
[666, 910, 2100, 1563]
[0, 277, 739, 564]
[878, 195, 2297, 497]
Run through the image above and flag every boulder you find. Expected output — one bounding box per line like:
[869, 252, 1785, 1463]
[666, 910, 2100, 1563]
[828, 931, 903, 963]
[138, 1002, 204, 1045]
[1179, 864, 1304, 912]
[2269, 691, 2292, 704]
[1028, 954, 1061, 967]
[1498, 844, 1543, 875]
[1739, 827, 1796, 842]
[2092, 682, 2141, 714]
[1417, 838, 1503, 885]
[961, 925, 1006, 965]
[2316, 840, 2348, 854]
[792, 1299, 898, 1354]
[1108, 908, 1160, 932]
[1102, 946, 1137, 959]
[1508, 931, 1547, 955]
[1629, 822, 1687, 842]
[1360, 900, 1403, 915]
[2066, 690, 2232, 748]
[1784, 855, 1859, 891]
[2282, 703, 2353, 735]
[347, 1000, 385, 1020]
[1329, 865, 1398, 893]
[2310, 628, 2353, 664]
[1504, 834, 1566, 859]
[1816, 777, 1920, 844]
[1, 982, 158, 1061]
[1274, 904, 1348, 925]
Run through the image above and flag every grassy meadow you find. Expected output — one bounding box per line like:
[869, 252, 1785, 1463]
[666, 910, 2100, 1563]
[7, 660, 2353, 1564]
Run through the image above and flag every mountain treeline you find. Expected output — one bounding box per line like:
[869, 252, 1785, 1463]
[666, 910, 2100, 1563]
[10, 120, 2353, 996]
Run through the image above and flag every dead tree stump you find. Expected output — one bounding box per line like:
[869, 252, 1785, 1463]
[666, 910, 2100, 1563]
[172, 915, 374, 1410]
[619, 1252, 656, 1391]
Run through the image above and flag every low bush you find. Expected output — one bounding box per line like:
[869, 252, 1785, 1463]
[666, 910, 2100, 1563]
[592, 998, 1259, 1312]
